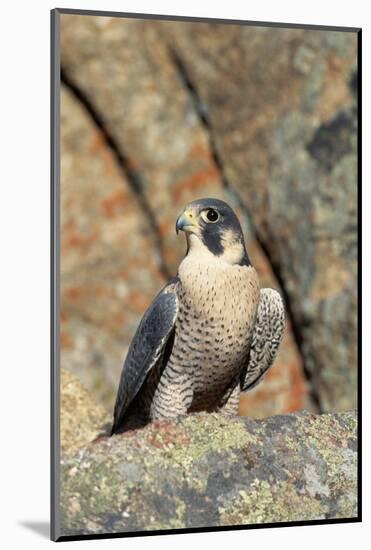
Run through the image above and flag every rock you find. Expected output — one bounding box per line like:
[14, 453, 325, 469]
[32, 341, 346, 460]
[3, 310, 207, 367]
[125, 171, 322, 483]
[60, 15, 358, 412]
[61, 369, 110, 456]
[58, 17, 358, 536]
[166, 24, 358, 411]
[59, 14, 312, 417]
[60, 409, 357, 536]
[60, 86, 165, 409]
[60, 14, 227, 275]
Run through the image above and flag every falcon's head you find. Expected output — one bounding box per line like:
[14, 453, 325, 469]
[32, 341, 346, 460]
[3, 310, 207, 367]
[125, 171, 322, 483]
[176, 198, 250, 266]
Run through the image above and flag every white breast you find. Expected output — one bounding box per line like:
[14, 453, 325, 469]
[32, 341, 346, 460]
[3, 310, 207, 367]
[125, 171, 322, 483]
[178, 251, 260, 324]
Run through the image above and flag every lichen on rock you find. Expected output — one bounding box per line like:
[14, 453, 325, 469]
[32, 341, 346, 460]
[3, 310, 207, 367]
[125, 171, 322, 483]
[60, 407, 357, 536]
[61, 369, 111, 456]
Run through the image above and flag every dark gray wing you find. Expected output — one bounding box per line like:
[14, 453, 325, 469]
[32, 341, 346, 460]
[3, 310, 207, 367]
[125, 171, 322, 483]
[241, 288, 285, 392]
[111, 280, 179, 434]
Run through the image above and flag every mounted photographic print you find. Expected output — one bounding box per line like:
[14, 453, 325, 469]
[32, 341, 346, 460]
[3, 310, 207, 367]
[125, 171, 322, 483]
[51, 8, 361, 542]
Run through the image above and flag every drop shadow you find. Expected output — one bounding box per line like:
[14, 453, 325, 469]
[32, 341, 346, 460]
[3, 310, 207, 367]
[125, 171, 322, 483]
[18, 521, 49, 539]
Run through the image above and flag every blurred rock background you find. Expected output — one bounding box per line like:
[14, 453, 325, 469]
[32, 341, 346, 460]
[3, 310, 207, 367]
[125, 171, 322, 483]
[60, 15, 358, 418]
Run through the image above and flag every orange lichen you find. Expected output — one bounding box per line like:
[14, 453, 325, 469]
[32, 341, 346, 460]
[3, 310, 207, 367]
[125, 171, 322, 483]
[158, 218, 173, 237]
[64, 286, 83, 302]
[88, 131, 105, 155]
[163, 247, 178, 266]
[172, 166, 220, 203]
[63, 285, 112, 304]
[285, 359, 308, 412]
[60, 330, 74, 349]
[189, 142, 213, 161]
[125, 155, 140, 171]
[126, 289, 149, 314]
[88, 131, 118, 178]
[101, 190, 129, 218]
[63, 230, 97, 250]
[114, 312, 126, 326]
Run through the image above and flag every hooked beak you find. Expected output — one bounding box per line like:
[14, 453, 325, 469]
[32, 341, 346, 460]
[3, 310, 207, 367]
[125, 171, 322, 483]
[176, 210, 198, 234]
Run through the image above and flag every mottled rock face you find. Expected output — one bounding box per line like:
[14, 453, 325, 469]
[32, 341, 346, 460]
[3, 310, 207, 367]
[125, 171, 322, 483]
[60, 15, 227, 275]
[61, 369, 110, 456]
[59, 409, 357, 537]
[60, 86, 164, 407]
[164, 24, 358, 412]
[59, 13, 357, 415]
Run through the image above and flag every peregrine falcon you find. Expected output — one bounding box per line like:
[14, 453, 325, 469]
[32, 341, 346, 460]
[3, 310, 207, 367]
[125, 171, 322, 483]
[111, 198, 285, 434]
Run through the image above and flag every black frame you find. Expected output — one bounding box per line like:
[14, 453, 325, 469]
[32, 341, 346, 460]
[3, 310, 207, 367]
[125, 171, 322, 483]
[51, 7, 362, 542]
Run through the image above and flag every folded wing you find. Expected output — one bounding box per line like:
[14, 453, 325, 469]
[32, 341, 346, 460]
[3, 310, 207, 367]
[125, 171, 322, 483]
[111, 280, 179, 434]
[241, 288, 285, 392]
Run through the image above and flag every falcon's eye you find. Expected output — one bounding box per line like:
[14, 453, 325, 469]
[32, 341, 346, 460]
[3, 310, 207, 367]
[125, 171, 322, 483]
[202, 209, 220, 223]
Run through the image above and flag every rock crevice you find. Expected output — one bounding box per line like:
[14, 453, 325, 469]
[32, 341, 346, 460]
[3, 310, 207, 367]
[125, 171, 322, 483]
[60, 15, 358, 414]
[61, 67, 171, 280]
